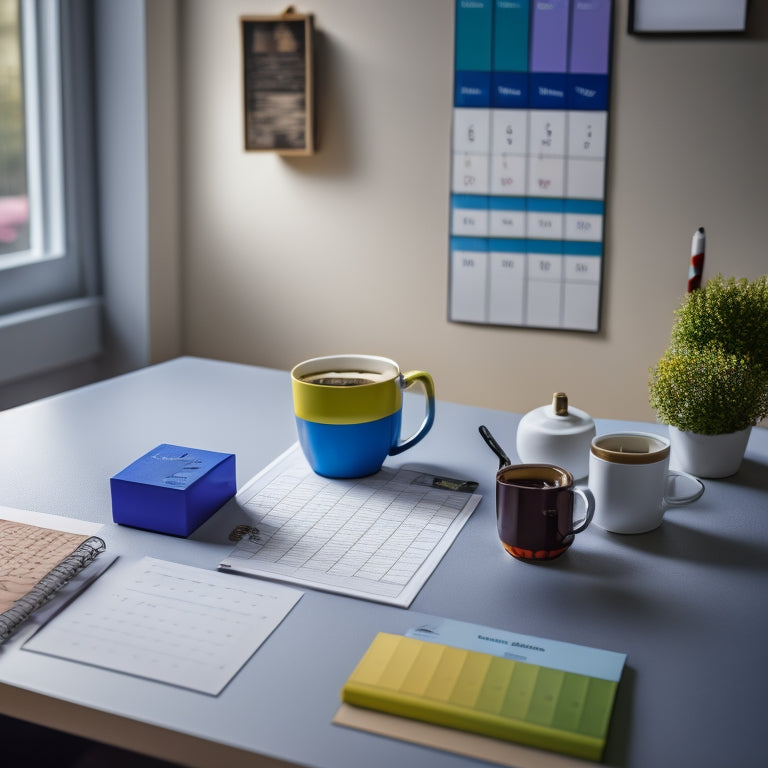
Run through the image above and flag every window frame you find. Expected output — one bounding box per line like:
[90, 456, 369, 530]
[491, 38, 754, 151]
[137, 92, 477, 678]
[0, 0, 101, 387]
[0, 0, 98, 315]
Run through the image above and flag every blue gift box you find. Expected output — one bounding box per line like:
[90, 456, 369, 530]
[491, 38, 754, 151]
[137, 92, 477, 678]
[110, 444, 236, 536]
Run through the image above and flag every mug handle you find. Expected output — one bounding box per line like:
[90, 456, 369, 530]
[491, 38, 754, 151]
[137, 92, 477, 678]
[389, 370, 435, 456]
[664, 470, 705, 506]
[571, 486, 595, 534]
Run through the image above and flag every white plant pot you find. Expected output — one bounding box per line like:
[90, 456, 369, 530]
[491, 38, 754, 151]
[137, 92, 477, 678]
[668, 426, 752, 479]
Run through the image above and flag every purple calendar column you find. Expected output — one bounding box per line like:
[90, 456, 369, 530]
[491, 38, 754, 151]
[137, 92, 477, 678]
[563, 0, 612, 331]
[569, 0, 612, 74]
[526, 0, 570, 328]
[530, 0, 569, 72]
[567, 0, 610, 201]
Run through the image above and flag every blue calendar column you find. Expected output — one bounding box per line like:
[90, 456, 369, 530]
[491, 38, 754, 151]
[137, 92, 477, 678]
[563, 238, 603, 330]
[486, 0, 529, 325]
[526, 240, 564, 328]
[451, 237, 488, 323]
[489, 0, 529, 198]
[450, 0, 493, 323]
[489, 237, 526, 326]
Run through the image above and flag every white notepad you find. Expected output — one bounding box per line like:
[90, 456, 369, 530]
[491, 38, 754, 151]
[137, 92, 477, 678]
[24, 556, 302, 695]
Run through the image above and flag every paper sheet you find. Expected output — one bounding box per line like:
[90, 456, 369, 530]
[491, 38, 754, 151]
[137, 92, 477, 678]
[0, 505, 103, 536]
[333, 704, 597, 768]
[219, 444, 482, 607]
[405, 618, 626, 681]
[24, 557, 303, 695]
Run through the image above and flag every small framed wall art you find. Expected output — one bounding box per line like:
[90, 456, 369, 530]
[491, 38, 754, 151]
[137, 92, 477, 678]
[628, 0, 749, 34]
[241, 9, 315, 155]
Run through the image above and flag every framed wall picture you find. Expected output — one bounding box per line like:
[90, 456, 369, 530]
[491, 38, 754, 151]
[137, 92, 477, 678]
[628, 0, 749, 34]
[241, 11, 315, 155]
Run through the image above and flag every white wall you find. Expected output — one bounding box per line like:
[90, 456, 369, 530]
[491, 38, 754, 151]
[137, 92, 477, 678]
[94, 0, 151, 374]
[178, 0, 767, 422]
[147, 0, 182, 364]
[97, 0, 182, 375]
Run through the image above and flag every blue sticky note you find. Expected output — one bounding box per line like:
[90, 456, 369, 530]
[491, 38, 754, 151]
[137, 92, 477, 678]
[110, 444, 236, 536]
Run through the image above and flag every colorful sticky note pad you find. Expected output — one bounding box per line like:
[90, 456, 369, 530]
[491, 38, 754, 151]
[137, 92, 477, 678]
[341, 632, 622, 761]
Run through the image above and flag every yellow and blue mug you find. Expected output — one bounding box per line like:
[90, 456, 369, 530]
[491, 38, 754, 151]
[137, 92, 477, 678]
[291, 354, 435, 478]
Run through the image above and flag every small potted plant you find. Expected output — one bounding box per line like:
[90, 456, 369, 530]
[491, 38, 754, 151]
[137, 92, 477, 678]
[649, 274, 768, 477]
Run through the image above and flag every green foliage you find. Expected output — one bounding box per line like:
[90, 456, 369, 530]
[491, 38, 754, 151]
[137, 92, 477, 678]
[671, 275, 768, 365]
[649, 274, 768, 434]
[649, 346, 768, 434]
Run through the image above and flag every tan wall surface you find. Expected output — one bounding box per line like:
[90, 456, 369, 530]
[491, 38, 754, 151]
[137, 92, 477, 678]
[176, 0, 767, 422]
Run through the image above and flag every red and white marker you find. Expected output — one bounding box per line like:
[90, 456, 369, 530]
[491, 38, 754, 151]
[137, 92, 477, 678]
[687, 226, 705, 293]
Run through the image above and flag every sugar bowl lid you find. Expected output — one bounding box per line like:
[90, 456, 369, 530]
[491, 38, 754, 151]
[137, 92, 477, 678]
[521, 392, 594, 435]
[516, 392, 596, 479]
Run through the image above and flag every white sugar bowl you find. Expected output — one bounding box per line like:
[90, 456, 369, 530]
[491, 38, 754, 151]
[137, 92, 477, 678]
[516, 392, 595, 480]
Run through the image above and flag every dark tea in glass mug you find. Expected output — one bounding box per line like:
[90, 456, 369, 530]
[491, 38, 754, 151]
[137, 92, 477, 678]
[496, 464, 594, 562]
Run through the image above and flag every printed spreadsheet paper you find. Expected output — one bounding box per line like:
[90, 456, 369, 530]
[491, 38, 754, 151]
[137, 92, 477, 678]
[219, 444, 482, 607]
[24, 556, 303, 695]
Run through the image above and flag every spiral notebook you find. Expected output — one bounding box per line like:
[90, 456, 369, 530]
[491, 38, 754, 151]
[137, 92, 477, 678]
[0, 512, 106, 643]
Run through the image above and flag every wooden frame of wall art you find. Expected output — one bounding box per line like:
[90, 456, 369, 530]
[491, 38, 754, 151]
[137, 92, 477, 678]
[240, 9, 315, 155]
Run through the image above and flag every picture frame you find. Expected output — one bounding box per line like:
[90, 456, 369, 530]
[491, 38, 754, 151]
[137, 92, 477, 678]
[628, 0, 749, 35]
[241, 10, 315, 155]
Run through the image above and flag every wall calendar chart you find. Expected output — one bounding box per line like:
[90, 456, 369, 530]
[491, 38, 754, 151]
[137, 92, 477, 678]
[449, 0, 613, 332]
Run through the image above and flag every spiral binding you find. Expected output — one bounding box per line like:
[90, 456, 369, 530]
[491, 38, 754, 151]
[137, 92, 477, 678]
[0, 536, 106, 643]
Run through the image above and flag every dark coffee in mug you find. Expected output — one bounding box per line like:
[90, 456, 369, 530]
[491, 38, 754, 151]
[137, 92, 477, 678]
[495, 464, 593, 562]
[509, 478, 561, 489]
[300, 370, 384, 386]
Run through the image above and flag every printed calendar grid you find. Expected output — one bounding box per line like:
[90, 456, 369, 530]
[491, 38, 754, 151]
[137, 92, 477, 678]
[24, 557, 303, 695]
[449, 0, 613, 332]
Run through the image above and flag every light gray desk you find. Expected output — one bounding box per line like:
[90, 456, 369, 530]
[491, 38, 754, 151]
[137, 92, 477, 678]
[1, 357, 766, 768]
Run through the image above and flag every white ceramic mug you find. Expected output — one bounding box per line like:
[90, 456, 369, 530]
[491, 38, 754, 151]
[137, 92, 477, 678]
[588, 432, 705, 534]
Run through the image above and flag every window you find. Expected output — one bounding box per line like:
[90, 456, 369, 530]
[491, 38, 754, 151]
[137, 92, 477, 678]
[0, 0, 29, 256]
[0, 0, 100, 386]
